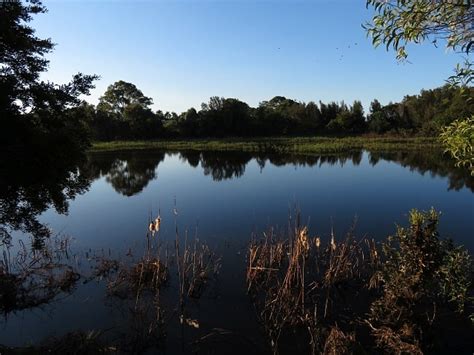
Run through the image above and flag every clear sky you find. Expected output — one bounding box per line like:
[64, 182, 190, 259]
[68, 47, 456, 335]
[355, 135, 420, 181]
[34, 0, 462, 113]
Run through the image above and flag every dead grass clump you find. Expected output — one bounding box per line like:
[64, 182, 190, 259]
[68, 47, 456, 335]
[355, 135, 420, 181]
[0, 266, 80, 314]
[247, 231, 285, 293]
[246, 219, 376, 354]
[107, 256, 168, 299]
[247, 209, 474, 354]
[118, 301, 166, 353]
[39, 330, 114, 354]
[103, 215, 221, 351]
[0, 330, 116, 354]
[90, 257, 120, 280]
[366, 325, 423, 355]
[322, 326, 357, 355]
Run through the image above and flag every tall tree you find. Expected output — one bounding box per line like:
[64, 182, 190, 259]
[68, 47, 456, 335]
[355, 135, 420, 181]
[181, 107, 200, 136]
[0, 0, 98, 152]
[95, 81, 158, 139]
[97, 80, 153, 116]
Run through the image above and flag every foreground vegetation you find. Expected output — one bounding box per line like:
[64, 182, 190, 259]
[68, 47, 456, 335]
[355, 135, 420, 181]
[247, 209, 474, 354]
[90, 136, 439, 154]
[0, 215, 221, 354]
[441, 116, 474, 175]
[1, 209, 472, 354]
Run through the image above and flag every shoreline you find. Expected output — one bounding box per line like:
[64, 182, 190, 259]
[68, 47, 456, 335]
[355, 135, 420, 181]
[90, 136, 440, 153]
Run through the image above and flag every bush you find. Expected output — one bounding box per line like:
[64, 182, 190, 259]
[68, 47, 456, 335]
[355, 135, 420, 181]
[440, 116, 474, 175]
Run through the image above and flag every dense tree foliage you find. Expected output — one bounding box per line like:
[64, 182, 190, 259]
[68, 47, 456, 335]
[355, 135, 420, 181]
[440, 116, 474, 175]
[87, 81, 473, 140]
[0, 0, 98, 156]
[91, 81, 161, 140]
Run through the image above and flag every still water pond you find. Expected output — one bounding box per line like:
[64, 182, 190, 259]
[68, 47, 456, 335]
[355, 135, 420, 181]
[41, 149, 473, 249]
[1, 149, 473, 353]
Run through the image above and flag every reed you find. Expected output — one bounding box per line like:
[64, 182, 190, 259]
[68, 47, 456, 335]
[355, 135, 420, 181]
[0, 234, 80, 314]
[175, 229, 221, 323]
[99, 213, 221, 347]
[247, 218, 378, 354]
[106, 233, 169, 300]
[246, 209, 473, 354]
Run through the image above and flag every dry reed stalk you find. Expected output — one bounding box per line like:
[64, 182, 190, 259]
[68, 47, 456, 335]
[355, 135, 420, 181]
[246, 215, 381, 354]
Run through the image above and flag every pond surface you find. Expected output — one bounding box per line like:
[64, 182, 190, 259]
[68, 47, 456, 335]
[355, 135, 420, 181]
[1, 148, 473, 353]
[40, 149, 474, 249]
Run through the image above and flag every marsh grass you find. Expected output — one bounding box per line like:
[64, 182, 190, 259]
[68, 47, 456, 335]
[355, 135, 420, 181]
[0, 209, 222, 353]
[0, 235, 80, 314]
[175, 232, 221, 308]
[86, 213, 222, 351]
[247, 209, 473, 354]
[91, 136, 439, 154]
[247, 219, 379, 354]
[1, 208, 471, 353]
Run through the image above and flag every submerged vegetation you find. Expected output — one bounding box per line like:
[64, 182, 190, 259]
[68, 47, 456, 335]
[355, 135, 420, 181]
[0, 213, 221, 353]
[246, 209, 473, 354]
[1, 208, 472, 353]
[0, 235, 79, 315]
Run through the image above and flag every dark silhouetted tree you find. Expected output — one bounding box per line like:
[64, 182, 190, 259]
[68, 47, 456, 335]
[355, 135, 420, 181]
[0, 0, 98, 153]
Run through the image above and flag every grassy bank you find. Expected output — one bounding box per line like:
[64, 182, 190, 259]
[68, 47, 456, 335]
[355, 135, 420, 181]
[90, 136, 440, 154]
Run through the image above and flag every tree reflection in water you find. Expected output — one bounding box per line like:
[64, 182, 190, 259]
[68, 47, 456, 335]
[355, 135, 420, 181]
[0, 151, 90, 249]
[86, 148, 472, 193]
[2, 148, 471, 249]
[82, 150, 165, 196]
[369, 150, 474, 191]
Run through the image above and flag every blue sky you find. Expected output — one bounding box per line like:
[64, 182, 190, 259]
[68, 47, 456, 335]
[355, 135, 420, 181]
[34, 0, 461, 113]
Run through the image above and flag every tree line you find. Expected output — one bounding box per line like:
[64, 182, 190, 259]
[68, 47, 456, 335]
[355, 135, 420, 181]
[2, 0, 472, 159]
[76, 80, 473, 141]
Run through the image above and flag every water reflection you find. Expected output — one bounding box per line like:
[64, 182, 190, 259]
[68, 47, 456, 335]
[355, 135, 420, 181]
[1, 149, 472, 249]
[83, 149, 472, 192]
[82, 151, 165, 196]
[369, 151, 474, 191]
[0, 153, 90, 248]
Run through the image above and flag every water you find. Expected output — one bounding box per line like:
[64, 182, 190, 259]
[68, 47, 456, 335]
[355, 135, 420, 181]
[1, 148, 473, 353]
[39, 149, 474, 249]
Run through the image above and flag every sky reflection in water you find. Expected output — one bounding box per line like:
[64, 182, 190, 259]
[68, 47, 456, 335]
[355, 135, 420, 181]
[38, 149, 474, 251]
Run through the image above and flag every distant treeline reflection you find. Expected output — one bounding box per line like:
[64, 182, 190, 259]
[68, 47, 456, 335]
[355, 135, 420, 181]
[83, 149, 473, 194]
[1, 149, 472, 248]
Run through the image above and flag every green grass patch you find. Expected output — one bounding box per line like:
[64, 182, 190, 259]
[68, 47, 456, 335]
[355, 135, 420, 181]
[90, 136, 439, 154]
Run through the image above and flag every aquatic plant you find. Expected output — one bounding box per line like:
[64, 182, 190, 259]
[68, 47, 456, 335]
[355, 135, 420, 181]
[366, 208, 473, 353]
[247, 209, 473, 354]
[0, 235, 80, 315]
[174, 228, 221, 324]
